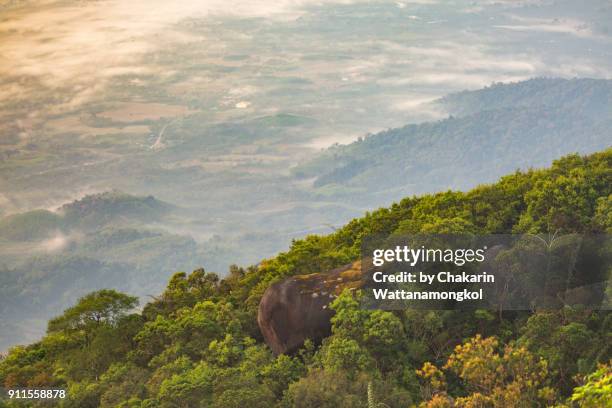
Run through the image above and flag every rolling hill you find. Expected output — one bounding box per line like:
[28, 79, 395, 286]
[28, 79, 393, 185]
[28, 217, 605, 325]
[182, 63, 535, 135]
[0, 192, 201, 351]
[296, 78, 612, 204]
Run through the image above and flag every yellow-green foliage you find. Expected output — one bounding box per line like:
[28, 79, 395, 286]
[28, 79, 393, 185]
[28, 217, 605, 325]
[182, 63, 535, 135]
[0, 150, 610, 407]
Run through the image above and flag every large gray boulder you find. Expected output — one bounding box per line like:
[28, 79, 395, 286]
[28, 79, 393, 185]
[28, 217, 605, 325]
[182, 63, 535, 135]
[257, 261, 363, 355]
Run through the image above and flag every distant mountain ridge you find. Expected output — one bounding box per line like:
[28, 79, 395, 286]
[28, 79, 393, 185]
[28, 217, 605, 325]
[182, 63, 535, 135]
[296, 78, 612, 201]
[0, 191, 200, 352]
[58, 190, 172, 229]
[0, 191, 172, 242]
[438, 77, 612, 119]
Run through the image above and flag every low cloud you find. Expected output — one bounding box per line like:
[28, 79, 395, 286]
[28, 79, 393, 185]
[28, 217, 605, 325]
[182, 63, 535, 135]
[38, 230, 83, 253]
[39, 232, 70, 253]
[495, 14, 595, 38]
[0, 0, 359, 115]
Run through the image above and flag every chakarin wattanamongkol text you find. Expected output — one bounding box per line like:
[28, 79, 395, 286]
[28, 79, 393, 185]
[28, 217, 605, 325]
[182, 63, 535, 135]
[361, 234, 611, 311]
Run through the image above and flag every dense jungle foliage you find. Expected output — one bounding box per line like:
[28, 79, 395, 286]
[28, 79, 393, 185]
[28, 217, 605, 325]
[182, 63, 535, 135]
[1, 148, 611, 407]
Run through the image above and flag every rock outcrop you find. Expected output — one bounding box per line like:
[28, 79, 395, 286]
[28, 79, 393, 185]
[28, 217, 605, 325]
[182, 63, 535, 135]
[257, 261, 363, 355]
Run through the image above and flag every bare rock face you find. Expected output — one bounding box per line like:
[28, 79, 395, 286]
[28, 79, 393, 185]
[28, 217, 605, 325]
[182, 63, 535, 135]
[257, 261, 363, 355]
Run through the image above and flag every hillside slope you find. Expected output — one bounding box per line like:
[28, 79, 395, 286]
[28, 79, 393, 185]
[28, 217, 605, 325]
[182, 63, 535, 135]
[296, 78, 612, 203]
[1, 149, 610, 407]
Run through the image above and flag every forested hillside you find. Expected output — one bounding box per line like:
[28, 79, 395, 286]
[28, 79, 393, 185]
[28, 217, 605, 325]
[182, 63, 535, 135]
[296, 78, 612, 203]
[4, 78, 612, 353]
[1, 149, 610, 407]
[438, 78, 612, 119]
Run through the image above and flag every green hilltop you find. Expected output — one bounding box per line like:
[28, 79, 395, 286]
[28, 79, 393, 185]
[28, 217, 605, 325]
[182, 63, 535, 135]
[0, 191, 171, 242]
